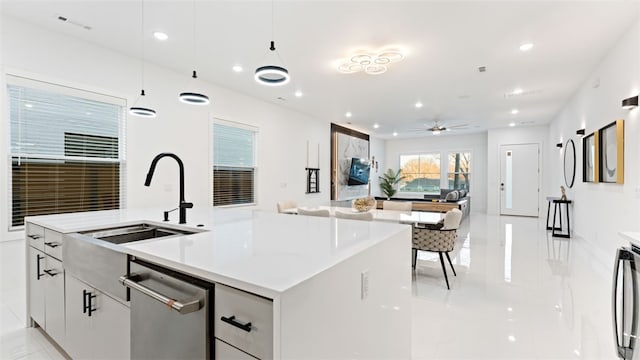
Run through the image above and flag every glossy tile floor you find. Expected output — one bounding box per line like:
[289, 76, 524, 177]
[0, 213, 615, 359]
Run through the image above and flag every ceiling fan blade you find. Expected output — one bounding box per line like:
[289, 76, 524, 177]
[447, 124, 469, 129]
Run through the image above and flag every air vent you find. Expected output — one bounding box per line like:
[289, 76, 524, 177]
[520, 120, 535, 125]
[56, 14, 92, 30]
[277, 96, 286, 101]
[478, 66, 487, 73]
[504, 89, 542, 99]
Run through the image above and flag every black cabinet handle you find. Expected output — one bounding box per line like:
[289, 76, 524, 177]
[36, 254, 44, 280]
[43, 269, 58, 277]
[44, 242, 59, 248]
[221, 315, 252, 332]
[82, 289, 96, 315]
[83, 290, 88, 314]
[87, 292, 97, 317]
[28, 234, 41, 240]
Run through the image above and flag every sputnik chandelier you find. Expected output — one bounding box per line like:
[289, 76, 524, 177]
[337, 48, 405, 75]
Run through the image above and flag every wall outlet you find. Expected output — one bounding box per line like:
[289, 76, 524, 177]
[361, 270, 369, 300]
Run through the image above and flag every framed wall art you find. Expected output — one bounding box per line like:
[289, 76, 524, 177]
[598, 119, 624, 184]
[582, 132, 598, 183]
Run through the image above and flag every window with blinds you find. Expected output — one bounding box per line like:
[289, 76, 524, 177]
[8, 76, 125, 228]
[213, 121, 256, 206]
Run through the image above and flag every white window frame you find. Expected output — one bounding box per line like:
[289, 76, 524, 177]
[6, 74, 127, 230]
[397, 149, 473, 197]
[210, 117, 258, 208]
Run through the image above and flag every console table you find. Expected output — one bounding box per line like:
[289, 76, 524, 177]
[375, 198, 469, 216]
[546, 197, 572, 238]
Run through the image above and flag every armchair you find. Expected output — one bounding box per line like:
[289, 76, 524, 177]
[412, 208, 463, 289]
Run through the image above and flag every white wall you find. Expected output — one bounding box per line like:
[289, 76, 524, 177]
[0, 16, 330, 241]
[547, 17, 640, 260]
[384, 133, 488, 213]
[486, 125, 550, 216]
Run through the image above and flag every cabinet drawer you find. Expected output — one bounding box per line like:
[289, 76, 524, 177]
[26, 223, 45, 251]
[44, 229, 63, 260]
[214, 284, 273, 359]
[215, 339, 257, 359]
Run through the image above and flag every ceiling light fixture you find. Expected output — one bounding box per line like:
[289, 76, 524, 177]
[511, 109, 519, 115]
[129, 0, 157, 118]
[512, 88, 523, 95]
[432, 129, 441, 135]
[509, 122, 516, 127]
[153, 31, 168, 41]
[255, 1, 290, 86]
[337, 47, 405, 75]
[519, 43, 534, 51]
[392, 132, 398, 137]
[179, 0, 209, 105]
[415, 102, 423, 108]
[345, 112, 352, 118]
[294, 90, 303, 97]
[373, 123, 379, 129]
[232, 65, 243, 72]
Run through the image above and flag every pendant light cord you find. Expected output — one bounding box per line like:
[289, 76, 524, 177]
[141, 0, 145, 91]
[192, 0, 196, 73]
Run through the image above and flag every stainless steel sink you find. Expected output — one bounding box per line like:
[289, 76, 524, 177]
[80, 223, 199, 244]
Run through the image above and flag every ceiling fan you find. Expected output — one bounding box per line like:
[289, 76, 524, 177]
[410, 120, 468, 135]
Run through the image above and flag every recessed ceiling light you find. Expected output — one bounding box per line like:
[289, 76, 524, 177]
[153, 31, 168, 41]
[511, 109, 519, 115]
[519, 43, 534, 51]
[373, 123, 380, 129]
[509, 122, 516, 127]
[392, 132, 398, 137]
[24, 103, 33, 108]
[513, 88, 523, 95]
[508, 335, 516, 342]
[345, 112, 352, 118]
[232, 65, 243, 72]
[294, 90, 303, 97]
[415, 102, 423, 108]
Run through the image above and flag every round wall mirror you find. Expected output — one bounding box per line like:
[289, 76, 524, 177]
[564, 139, 576, 188]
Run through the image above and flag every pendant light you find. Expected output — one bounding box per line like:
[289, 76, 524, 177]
[179, 0, 209, 105]
[255, 0, 290, 86]
[129, 0, 156, 118]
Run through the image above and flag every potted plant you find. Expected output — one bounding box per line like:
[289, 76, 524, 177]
[379, 168, 404, 199]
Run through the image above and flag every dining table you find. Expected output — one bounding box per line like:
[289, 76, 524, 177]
[282, 205, 445, 226]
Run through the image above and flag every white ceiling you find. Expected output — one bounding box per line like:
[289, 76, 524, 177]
[2, 1, 638, 138]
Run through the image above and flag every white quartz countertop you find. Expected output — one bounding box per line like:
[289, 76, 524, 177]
[26, 207, 410, 297]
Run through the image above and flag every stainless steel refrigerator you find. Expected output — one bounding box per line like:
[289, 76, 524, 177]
[614, 245, 640, 359]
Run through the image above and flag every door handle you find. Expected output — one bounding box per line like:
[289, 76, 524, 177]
[119, 274, 201, 315]
[36, 254, 44, 280]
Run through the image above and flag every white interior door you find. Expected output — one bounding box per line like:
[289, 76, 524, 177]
[500, 143, 539, 217]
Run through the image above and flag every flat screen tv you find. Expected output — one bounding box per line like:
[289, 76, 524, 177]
[347, 158, 370, 186]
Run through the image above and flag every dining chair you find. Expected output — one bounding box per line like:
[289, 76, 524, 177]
[383, 201, 412, 211]
[412, 208, 463, 289]
[334, 210, 373, 221]
[276, 200, 297, 213]
[297, 208, 331, 217]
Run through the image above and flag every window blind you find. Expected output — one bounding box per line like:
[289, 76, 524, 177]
[8, 77, 125, 228]
[213, 122, 256, 206]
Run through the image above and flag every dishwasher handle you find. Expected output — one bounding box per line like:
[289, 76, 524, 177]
[119, 274, 202, 315]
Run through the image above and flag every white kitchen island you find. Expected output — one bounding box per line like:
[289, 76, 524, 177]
[25, 207, 412, 359]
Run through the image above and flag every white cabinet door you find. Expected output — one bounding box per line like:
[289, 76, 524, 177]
[44, 256, 65, 346]
[65, 274, 93, 360]
[65, 274, 130, 360]
[93, 291, 130, 360]
[28, 247, 45, 327]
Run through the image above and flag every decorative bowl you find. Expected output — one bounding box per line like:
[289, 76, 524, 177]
[352, 196, 376, 212]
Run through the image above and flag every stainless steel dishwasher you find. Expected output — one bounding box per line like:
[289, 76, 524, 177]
[120, 259, 213, 360]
